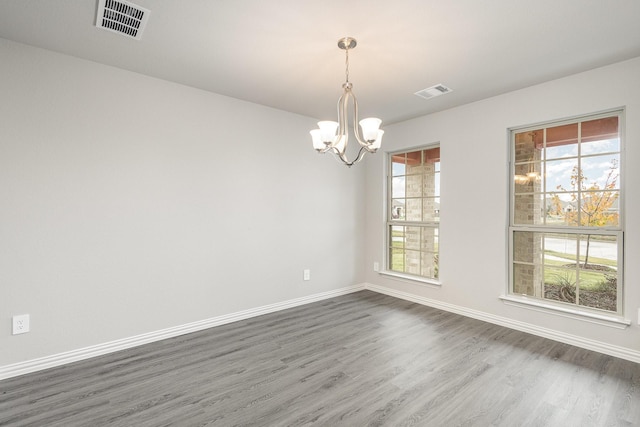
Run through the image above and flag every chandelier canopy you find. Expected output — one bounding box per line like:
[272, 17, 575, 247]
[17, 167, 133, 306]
[310, 37, 383, 167]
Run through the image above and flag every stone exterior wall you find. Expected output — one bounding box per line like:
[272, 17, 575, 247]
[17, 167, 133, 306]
[405, 155, 438, 278]
[513, 132, 543, 296]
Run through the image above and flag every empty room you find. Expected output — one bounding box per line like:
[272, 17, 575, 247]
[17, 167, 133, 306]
[1, 1, 640, 426]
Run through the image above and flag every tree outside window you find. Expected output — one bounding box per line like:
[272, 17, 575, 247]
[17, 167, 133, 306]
[510, 113, 622, 314]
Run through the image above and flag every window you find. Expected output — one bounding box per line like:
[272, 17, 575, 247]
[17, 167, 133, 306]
[387, 146, 440, 280]
[509, 112, 623, 315]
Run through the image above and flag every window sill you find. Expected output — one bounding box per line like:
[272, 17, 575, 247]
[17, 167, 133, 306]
[499, 294, 631, 329]
[378, 270, 442, 288]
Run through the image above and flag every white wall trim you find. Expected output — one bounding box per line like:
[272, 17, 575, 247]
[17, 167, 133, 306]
[499, 294, 630, 329]
[364, 283, 640, 364]
[0, 284, 365, 381]
[4, 282, 638, 381]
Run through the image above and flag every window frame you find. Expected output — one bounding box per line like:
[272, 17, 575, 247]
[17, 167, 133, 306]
[507, 109, 626, 322]
[383, 144, 441, 285]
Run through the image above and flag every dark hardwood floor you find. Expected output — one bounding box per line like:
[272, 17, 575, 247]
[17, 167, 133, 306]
[1, 290, 639, 426]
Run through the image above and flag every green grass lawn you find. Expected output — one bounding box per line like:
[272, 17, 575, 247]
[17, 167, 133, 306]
[543, 250, 616, 292]
[389, 229, 438, 274]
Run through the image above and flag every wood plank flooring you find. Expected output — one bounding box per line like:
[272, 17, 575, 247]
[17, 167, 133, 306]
[1, 290, 639, 426]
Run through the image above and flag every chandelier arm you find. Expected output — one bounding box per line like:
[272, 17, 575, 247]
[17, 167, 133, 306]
[334, 87, 359, 164]
[334, 149, 350, 165]
[329, 88, 358, 165]
[337, 88, 350, 151]
[349, 146, 369, 166]
[363, 144, 378, 153]
[333, 145, 367, 167]
[350, 90, 368, 146]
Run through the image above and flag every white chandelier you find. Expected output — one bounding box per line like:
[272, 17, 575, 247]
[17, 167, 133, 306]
[310, 37, 384, 167]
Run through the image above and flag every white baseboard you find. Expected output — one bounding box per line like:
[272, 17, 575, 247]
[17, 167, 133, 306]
[364, 283, 640, 364]
[3, 282, 637, 381]
[0, 284, 365, 381]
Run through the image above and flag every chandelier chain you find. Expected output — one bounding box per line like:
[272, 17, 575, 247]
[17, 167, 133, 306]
[345, 48, 350, 83]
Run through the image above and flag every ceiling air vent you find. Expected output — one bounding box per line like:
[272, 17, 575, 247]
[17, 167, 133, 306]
[96, 0, 150, 40]
[414, 84, 453, 100]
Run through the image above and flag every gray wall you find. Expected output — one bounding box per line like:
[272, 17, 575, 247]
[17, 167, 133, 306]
[365, 56, 640, 355]
[3, 36, 639, 370]
[0, 39, 366, 366]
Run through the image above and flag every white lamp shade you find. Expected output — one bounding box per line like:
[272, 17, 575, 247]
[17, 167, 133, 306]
[310, 129, 325, 150]
[359, 117, 382, 142]
[370, 130, 384, 150]
[318, 121, 339, 143]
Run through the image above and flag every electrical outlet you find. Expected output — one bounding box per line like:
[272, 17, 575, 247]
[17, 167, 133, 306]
[373, 262, 380, 272]
[303, 269, 311, 281]
[12, 314, 30, 335]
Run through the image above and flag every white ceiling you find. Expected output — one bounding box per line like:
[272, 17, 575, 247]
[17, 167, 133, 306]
[1, 0, 640, 124]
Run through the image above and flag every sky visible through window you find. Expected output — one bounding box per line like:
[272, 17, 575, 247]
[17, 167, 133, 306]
[544, 138, 619, 202]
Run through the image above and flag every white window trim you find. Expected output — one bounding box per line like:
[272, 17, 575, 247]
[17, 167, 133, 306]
[384, 144, 441, 282]
[378, 269, 442, 287]
[507, 109, 625, 322]
[499, 294, 630, 329]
